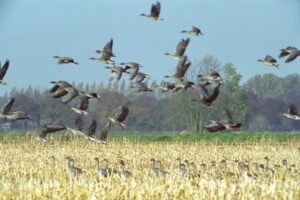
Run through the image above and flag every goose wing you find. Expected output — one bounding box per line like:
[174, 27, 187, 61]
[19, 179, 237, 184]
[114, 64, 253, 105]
[75, 116, 84, 131]
[151, 1, 161, 17]
[288, 104, 298, 115]
[114, 105, 129, 123]
[175, 38, 190, 57]
[204, 83, 221, 104]
[285, 49, 300, 63]
[99, 121, 112, 141]
[174, 56, 191, 79]
[2, 98, 15, 114]
[87, 120, 97, 137]
[0, 60, 9, 80]
[223, 109, 234, 124]
[78, 96, 89, 111]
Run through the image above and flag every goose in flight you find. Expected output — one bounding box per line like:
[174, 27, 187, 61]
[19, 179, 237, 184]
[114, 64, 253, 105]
[71, 92, 100, 117]
[198, 71, 223, 86]
[181, 26, 204, 36]
[36, 121, 66, 142]
[205, 109, 241, 132]
[49, 81, 79, 104]
[140, 1, 163, 21]
[98, 121, 113, 144]
[130, 82, 153, 92]
[0, 60, 9, 85]
[53, 56, 79, 65]
[105, 65, 127, 81]
[131, 71, 150, 83]
[164, 56, 191, 83]
[158, 81, 177, 92]
[96, 38, 115, 57]
[90, 39, 115, 64]
[0, 98, 31, 121]
[278, 46, 300, 63]
[257, 55, 279, 68]
[282, 104, 300, 120]
[164, 38, 190, 60]
[191, 82, 221, 107]
[109, 105, 129, 129]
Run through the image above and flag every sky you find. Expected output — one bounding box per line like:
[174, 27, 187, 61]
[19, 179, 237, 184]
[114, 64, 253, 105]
[0, 0, 299, 94]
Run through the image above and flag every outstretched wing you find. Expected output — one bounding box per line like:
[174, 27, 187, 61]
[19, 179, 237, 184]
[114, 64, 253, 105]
[204, 83, 221, 104]
[114, 105, 129, 123]
[75, 116, 84, 131]
[78, 97, 89, 111]
[87, 120, 97, 137]
[175, 38, 190, 57]
[174, 56, 191, 79]
[2, 98, 15, 114]
[151, 2, 161, 17]
[223, 109, 234, 124]
[99, 121, 112, 141]
[0, 60, 9, 80]
[288, 104, 298, 115]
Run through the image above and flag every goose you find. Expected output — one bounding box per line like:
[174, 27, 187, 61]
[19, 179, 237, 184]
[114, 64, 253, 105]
[205, 109, 241, 132]
[36, 121, 66, 142]
[71, 93, 100, 117]
[84, 120, 97, 141]
[257, 55, 279, 68]
[65, 156, 82, 176]
[130, 82, 153, 92]
[94, 158, 113, 177]
[282, 104, 300, 120]
[197, 71, 223, 86]
[181, 26, 204, 36]
[0, 98, 31, 121]
[97, 121, 112, 144]
[158, 81, 176, 92]
[109, 105, 129, 129]
[53, 56, 78, 65]
[175, 158, 188, 178]
[164, 38, 190, 60]
[50, 81, 79, 104]
[0, 60, 9, 85]
[67, 116, 85, 136]
[174, 80, 197, 92]
[140, 1, 163, 21]
[95, 38, 115, 57]
[120, 62, 143, 80]
[105, 65, 127, 81]
[191, 82, 221, 107]
[132, 71, 150, 83]
[118, 160, 132, 178]
[278, 46, 300, 63]
[164, 56, 191, 83]
[150, 158, 160, 176]
[155, 160, 168, 177]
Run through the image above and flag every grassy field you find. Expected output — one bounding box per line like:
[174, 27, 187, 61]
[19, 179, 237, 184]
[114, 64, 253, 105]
[0, 132, 299, 199]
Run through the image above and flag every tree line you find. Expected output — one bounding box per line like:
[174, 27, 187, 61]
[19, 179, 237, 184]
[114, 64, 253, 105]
[1, 56, 299, 133]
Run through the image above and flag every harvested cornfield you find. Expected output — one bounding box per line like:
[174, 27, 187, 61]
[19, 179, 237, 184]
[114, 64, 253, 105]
[0, 139, 299, 199]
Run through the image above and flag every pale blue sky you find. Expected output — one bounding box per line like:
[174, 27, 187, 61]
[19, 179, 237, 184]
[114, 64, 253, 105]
[0, 0, 299, 94]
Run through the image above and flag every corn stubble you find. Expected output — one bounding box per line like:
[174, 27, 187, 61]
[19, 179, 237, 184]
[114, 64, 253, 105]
[0, 140, 299, 199]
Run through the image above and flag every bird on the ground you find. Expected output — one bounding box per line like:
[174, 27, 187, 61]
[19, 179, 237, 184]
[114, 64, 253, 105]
[282, 104, 300, 120]
[164, 38, 190, 60]
[257, 55, 279, 68]
[140, 1, 163, 21]
[65, 156, 82, 176]
[181, 26, 204, 36]
[53, 56, 78, 65]
[94, 158, 113, 177]
[105, 65, 127, 81]
[278, 46, 300, 63]
[0, 98, 31, 121]
[118, 160, 132, 178]
[36, 121, 66, 142]
[0, 60, 9, 85]
[109, 105, 129, 129]
[198, 71, 223, 86]
[164, 56, 191, 83]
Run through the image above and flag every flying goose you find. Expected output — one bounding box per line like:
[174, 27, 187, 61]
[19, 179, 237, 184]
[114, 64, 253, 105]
[132, 71, 151, 83]
[257, 55, 279, 68]
[66, 116, 86, 136]
[0, 60, 9, 85]
[140, 1, 163, 21]
[158, 81, 177, 92]
[164, 38, 190, 60]
[96, 38, 115, 57]
[98, 121, 112, 144]
[71, 93, 100, 117]
[105, 65, 127, 81]
[84, 120, 97, 141]
[278, 46, 300, 63]
[164, 56, 191, 82]
[50, 81, 79, 104]
[174, 80, 197, 92]
[282, 104, 300, 120]
[109, 105, 129, 129]
[198, 71, 223, 86]
[181, 26, 204, 36]
[53, 56, 79, 65]
[0, 98, 31, 121]
[205, 109, 241, 132]
[36, 121, 67, 142]
[130, 82, 153, 92]
[191, 82, 221, 107]
[65, 156, 82, 176]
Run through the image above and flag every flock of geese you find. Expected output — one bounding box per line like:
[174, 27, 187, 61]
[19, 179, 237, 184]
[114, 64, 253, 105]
[1, 2, 300, 143]
[61, 154, 299, 180]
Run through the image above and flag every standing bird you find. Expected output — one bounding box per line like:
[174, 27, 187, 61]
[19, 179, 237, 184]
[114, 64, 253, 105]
[109, 105, 129, 129]
[257, 55, 279, 68]
[65, 156, 82, 176]
[36, 121, 67, 142]
[164, 56, 191, 83]
[0, 98, 31, 121]
[53, 56, 79, 65]
[164, 38, 190, 60]
[0, 60, 9, 85]
[282, 104, 300, 120]
[90, 39, 115, 64]
[181, 26, 204, 36]
[140, 1, 163, 21]
[105, 65, 127, 81]
[278, 46, 300, 63]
